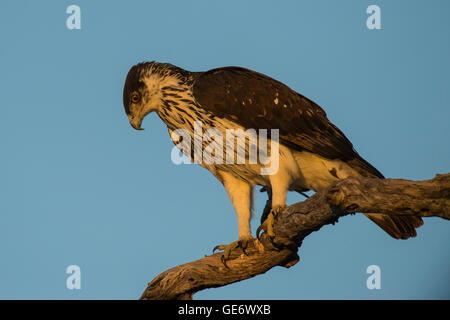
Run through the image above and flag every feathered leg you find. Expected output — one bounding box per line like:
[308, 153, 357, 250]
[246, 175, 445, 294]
[257, 171, 290, 240]
[213, 171, 253, 267]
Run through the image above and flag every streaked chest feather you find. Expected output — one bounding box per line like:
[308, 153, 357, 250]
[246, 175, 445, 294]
[159, 94, 360, 190]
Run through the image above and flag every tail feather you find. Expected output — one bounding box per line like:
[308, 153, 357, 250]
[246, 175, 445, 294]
[365, 213, 424, 240]
[352, 155, 423, 239]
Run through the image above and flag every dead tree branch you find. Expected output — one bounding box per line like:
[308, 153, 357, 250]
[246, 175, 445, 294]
[140, 173, 450, 300]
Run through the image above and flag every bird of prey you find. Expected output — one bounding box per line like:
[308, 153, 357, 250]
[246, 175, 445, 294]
[123, 62, 423, 263]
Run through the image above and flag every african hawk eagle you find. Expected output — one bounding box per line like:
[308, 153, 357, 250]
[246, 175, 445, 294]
[123, 62, 423, 262]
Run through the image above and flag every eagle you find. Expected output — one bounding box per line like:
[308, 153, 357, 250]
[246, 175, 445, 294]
[123, 62, 423, 263]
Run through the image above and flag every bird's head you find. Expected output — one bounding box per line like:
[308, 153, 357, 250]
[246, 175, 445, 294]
[123, 61, 190, 130]
[123, 62, 162, 130]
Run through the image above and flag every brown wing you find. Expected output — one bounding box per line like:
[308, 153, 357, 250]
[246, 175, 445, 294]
[193, 66, 383, 178]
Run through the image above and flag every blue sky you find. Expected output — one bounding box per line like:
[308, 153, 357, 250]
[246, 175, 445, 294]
[0, 0, 449, 299]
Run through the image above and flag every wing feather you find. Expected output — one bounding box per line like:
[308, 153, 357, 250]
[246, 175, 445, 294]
[193, 66, 382, 177]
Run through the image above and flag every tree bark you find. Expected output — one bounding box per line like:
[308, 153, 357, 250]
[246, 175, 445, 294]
[140, 173, 450, 300]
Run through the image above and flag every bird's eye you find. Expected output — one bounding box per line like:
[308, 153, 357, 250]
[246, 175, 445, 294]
[131, 93, 140, 103]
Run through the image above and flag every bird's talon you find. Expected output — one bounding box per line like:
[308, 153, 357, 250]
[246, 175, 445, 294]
[256, 225, 264, 240]
[213, 237, 253, 267]
[257, 205, 287, 242]
[268, 235, 278, 249]
[220, 255, 229, 269]
[237, 240, 248, 256]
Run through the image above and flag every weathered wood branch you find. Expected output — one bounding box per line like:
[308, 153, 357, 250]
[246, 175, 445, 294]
[140, 173, 450, 300]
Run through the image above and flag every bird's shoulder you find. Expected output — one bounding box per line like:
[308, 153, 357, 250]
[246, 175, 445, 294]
[192, 66, 322, 118]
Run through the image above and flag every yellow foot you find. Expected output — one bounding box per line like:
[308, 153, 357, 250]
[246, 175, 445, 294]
[256, 205, 287, 241]
[213, 236, 253, 268]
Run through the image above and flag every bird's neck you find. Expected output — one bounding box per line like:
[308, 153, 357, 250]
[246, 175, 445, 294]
[142, 74, 196, 131]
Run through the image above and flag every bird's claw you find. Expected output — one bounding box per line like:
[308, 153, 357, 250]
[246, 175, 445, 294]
[220, 255, 229, 269]
[257, 211, 275, 240]
[257, 205, 287, 245]
[237, 240, 248, 256]
[256, 222, 276, 248]
[213, 237, 253, 268]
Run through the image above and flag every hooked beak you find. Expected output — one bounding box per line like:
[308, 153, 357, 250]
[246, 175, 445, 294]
[128, 115, 144, 130]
